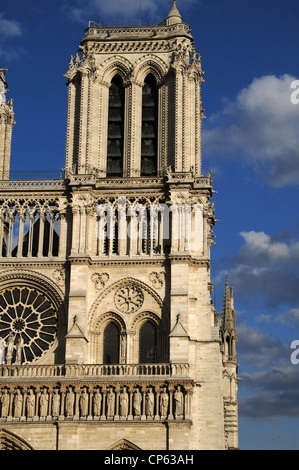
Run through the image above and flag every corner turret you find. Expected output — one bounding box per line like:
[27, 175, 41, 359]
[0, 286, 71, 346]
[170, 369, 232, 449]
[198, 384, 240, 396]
[166, 1, 183, 26]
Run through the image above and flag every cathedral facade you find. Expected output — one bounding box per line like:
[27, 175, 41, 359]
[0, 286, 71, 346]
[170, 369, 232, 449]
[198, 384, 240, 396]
[0, 2, 238, 451]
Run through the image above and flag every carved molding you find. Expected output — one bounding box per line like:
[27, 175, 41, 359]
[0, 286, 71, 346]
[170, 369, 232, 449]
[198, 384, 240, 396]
[89, 277, 164, 329]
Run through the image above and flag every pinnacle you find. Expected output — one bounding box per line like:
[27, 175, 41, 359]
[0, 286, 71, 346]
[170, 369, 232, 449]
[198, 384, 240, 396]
[167, 0, 183, 25]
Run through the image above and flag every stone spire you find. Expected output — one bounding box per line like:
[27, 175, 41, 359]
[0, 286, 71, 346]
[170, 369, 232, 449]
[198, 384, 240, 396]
[0, 68, 15, 180]
[221, 275, 237, 362]
[166, 0, 183, 26]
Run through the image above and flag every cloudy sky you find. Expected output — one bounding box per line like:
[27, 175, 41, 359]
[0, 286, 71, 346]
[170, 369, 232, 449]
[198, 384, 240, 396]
[1, 0, 299, 450]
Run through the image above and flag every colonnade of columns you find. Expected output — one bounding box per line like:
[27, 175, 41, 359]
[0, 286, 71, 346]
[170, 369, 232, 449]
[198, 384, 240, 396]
[0, 203, 67, 259]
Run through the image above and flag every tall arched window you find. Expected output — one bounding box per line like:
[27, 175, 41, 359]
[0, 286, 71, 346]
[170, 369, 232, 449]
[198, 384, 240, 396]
[103, 322, 120, 364]
[139, 321, 157, 363]
[107, 75, 125, 177]
[141, 74, 158, 176]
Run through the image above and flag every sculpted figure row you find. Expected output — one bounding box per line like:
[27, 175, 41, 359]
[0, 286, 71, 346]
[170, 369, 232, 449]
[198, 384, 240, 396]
[0, 384, 186, 421]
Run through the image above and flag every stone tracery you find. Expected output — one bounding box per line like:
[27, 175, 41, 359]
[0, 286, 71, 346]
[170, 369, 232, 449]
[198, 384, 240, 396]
[0, 286, 57, 365]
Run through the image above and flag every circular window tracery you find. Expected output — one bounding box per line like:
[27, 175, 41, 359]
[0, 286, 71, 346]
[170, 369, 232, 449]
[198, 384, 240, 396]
[114, 285, 144, 314]
[0, 286, 57, 364]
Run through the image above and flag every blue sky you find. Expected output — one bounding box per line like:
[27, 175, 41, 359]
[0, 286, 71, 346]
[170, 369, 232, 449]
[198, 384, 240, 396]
[1, 0, 299, 450]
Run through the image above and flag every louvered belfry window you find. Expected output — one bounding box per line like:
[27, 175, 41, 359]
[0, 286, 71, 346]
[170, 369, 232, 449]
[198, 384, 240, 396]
[107, 75, 125, 177]
[141, 74, 158, 176]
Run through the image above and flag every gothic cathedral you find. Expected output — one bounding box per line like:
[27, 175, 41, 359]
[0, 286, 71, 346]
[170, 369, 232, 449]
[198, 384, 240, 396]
[0, 2, 238, 450]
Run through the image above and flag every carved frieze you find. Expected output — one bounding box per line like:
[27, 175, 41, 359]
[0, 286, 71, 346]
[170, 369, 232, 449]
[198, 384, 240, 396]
[0, 382, 191, 422]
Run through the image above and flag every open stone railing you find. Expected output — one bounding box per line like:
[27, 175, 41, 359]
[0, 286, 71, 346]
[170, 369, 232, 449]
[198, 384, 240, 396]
[0, 363, 190, 379]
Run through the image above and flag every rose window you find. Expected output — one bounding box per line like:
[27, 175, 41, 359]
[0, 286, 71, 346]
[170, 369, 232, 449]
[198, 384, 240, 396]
[114, 285, 144, 314]
[0, 286, 57, 364]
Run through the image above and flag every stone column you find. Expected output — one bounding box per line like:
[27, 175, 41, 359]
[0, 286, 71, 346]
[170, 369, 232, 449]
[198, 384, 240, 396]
[97, 80, 110, 177]
[0, 213, 4, 258]
[37, 212, 45, 258]
[168, 385, 174, 420]
[124, 79, 143, 177]
[65, 77, 78, 172]
[155, 387, 160, 421]
[27, 212, 35, 257]
[78, 70, 90, 174]
[48, 212, 55, 257]
[16, 212, 25, 258]
[101, 387, 107, 421]
[128, 385, 134, 421]
[6, 213, 14, 257]
[58, 211, 68, 258]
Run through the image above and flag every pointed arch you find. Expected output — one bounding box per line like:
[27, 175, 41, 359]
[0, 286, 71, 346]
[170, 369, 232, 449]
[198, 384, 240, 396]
[100, 55, 132, 84]
[0, 428, 34, 450]
[88, 311, 126, 364]
[88, 277, 165, 330]
[133, 54, 169, 85]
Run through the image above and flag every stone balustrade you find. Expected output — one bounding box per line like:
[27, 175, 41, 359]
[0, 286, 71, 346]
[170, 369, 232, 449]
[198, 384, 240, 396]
[0, 363, 189, 378]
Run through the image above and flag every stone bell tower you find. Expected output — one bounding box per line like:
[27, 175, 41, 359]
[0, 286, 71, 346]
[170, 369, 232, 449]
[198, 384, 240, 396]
[0, 1, 238, 451]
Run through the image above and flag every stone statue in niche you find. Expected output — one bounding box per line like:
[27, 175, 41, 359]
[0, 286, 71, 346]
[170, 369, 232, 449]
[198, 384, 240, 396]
[80, 387, 89, 417]
[52, 389, 60, 417]
[145, 387, 154, 418]
[0, 389, 9, 418]
[120, 334, 127, 364]
[15, 336, 23, 365]
[6, 333, 15, 365]
[0, 339, 5, 365]
[26, 389, 35, 418]
[160, 387, 169, 418]
[13, 389, 23, 418]
[119, 386, 128, 417]
[106, 387, 115, 418]
[65, 387, 75, 417]
[93, 389, 102, 417]
[40, 388, 49, 418]
[174, 385, 184, 418]
[133, 388, 142, 417]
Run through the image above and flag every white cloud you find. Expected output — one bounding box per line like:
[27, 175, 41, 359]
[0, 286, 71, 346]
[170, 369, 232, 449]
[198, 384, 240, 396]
[238, 231, 297, 266]
[217, 229, 299, 308]
[237, 323, 289, 370]
[239, 367, 299, 419]
[236, 321, 299, 420]
[203, 74, 299, 187]
[0, 13, 22, 37]
[277, 309, 299, 330]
